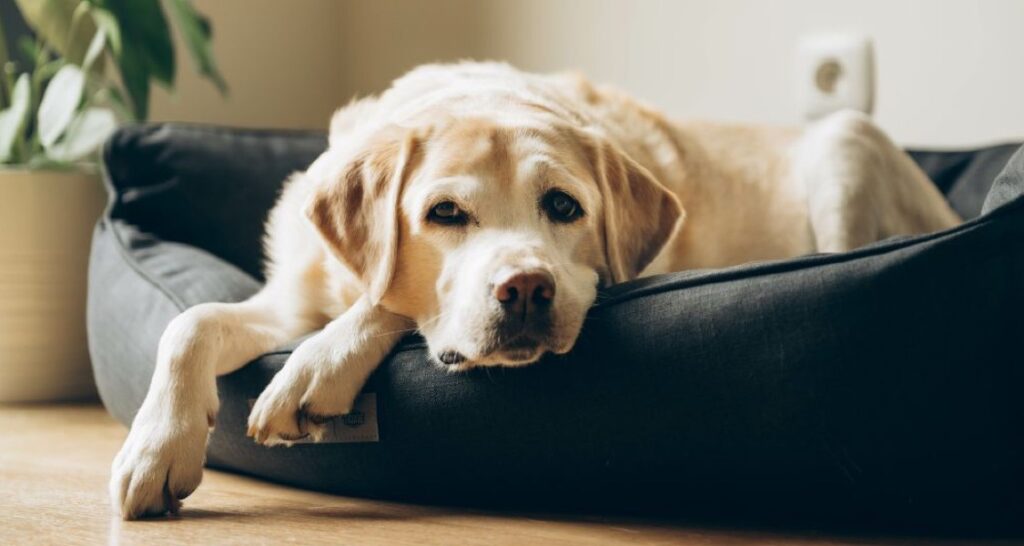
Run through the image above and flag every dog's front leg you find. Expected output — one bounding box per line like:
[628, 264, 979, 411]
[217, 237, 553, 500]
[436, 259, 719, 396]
[110, 292, 312, 519]
[247, 296, 411, 445]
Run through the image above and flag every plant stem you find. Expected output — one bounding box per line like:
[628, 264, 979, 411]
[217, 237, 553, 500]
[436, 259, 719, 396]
[1, 64, 14, 110]
[24, 38, 50, 161]
[0, 35, 6, 109]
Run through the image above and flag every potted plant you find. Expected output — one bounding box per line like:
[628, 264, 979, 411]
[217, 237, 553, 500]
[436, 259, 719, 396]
[0, 0, 225, 401]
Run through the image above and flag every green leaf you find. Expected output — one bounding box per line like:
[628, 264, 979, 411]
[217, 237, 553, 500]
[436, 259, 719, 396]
[0, 74, 31, 162]
[88, 5, 146, 119]
[44, 106, 116, 162]
[89, 8, 121, 54]
[82, 28, 106, 71]
[117, 42, 150, 120]
[14, 0, 98, 64]
[92, 0, 174, 86]
[37, 64, 85, 148]
[165, 0, 227, 93]
[17, 37, 40, 70]
[89, 0, 176, 119]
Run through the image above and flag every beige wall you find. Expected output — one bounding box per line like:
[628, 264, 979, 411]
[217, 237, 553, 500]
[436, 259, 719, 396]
[150, 0, 346, 130]
[153, 0, 1024, 147]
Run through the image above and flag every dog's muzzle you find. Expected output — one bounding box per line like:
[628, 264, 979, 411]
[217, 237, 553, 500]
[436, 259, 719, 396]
[436, 267, 559, 368]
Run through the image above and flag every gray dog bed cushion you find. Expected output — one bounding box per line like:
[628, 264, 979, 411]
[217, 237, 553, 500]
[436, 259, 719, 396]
[88, 124, 1024, 531]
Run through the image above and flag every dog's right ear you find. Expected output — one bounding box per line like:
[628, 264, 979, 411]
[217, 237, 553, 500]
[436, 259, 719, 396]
[305, 127, 422, 305]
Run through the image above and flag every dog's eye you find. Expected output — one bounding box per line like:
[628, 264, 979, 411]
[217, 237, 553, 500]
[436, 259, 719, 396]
[541, 190, 584, 223]
[427, 201, 468, 225]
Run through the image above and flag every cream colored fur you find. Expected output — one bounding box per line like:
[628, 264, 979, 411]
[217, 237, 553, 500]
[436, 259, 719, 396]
[110, 62, 960, 519]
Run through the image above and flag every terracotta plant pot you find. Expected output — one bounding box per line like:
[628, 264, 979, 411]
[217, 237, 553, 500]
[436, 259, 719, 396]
[0, 169, 107, 401]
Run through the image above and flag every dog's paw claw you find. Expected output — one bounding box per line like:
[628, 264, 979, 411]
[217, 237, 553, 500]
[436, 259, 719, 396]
[247, 371, 354, 446]
[110, 407, 208, 520]
[305, 411, 341, 426]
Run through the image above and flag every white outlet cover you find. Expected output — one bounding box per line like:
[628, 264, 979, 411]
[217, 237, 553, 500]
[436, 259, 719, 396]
[797, 33, 875, 121]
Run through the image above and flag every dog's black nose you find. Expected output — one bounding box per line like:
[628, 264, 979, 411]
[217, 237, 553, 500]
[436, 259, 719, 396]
[493, 270, 555, 316]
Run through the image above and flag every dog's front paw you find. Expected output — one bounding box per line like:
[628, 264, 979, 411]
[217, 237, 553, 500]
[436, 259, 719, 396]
[110, 402, 212, 520]
[247, 364, 361, 447]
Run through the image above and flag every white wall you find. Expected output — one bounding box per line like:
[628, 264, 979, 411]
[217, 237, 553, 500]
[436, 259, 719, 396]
[336, 0, 1024, 148]
[154, 1, 1024, 148]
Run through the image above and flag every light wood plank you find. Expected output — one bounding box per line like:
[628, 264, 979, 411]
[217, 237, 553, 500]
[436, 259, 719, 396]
[0, 404, 1003, 545]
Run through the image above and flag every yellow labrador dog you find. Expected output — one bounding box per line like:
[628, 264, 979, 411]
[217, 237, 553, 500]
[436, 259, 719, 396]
[111, 62, 959, 518]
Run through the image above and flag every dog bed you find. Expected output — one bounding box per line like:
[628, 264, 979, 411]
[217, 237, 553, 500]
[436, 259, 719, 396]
[88, 124, 1024, 528]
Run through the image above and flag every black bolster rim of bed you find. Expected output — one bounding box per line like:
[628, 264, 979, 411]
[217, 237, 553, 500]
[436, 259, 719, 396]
[87, 124, 1024, 532]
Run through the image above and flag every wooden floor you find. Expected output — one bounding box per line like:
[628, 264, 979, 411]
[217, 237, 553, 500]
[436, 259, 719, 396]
[0, 404, 1015, 546]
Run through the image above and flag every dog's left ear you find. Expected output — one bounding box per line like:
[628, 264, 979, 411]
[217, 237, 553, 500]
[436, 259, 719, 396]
[584, 133, 685, 284]
[305, 127, 421, 304]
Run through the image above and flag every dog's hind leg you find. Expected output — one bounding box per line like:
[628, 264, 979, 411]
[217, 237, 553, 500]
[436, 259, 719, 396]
[796, 110, 960, 253]
[110, 288, 318, 520]
[247, 295, 411, 446]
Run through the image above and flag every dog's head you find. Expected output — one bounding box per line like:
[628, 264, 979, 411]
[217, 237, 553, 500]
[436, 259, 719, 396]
[306, 115, 683, 369]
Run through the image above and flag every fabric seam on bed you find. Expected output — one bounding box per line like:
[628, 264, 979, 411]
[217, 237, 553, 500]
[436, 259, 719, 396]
[101, 140, 190, 313]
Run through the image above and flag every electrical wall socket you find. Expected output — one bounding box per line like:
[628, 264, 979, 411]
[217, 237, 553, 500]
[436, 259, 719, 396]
[797, 33, 875, 121]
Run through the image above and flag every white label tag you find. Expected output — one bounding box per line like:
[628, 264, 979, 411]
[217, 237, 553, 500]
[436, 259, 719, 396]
[247, 393, 379, 443]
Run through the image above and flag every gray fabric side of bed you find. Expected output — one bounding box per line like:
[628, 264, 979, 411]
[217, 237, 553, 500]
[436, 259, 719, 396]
[88, 220, 260, 424]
